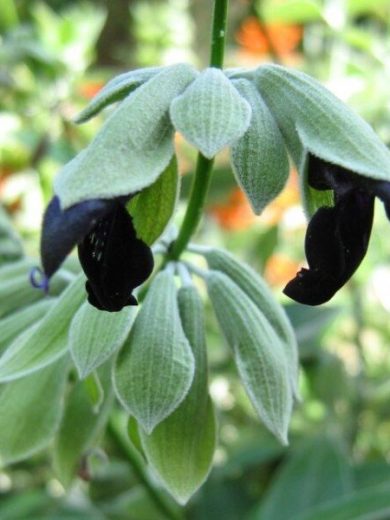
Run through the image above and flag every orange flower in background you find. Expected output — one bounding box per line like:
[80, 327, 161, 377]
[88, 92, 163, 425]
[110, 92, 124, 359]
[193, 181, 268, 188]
[264, 253, 301, 287]
[261, 169, 300, 225]
[209, 188, 256, 230]
[236, 16, 302, 56]
[77, 80, 104, 100]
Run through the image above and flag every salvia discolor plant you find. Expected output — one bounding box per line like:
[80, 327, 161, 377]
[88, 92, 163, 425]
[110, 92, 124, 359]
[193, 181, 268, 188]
[1, 0, 390, 508]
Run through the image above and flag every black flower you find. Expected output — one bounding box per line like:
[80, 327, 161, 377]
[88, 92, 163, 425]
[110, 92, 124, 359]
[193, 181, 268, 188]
[284, 155, 390, 305]
[34, 196, 154, 312]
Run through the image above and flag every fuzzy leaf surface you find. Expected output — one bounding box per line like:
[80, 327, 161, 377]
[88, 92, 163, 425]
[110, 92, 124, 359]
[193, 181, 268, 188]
[231, 79, 290, 215]
[204, 248, 299, 398]
[0, 359, 69, 465]
[140, 285, 216, 504]
[55, 64, 197, 209]
[69, 301, 135, 379]
[129, 155, 179, 245]
[75, 66, 163, 123]
[254, 64, 390, 181]
[207, 271, 292, 444]
[114, 271, 195, 433]
[0, 275, 85, 381]
[170, 68, 251, 158]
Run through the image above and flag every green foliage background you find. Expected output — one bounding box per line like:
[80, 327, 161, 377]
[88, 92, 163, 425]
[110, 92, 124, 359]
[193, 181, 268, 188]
[1, 0, 390, 518]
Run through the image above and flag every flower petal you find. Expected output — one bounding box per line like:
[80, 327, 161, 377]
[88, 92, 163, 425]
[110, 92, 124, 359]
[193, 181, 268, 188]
[284, 190, 374, 305]
[78, 204, 154, 312]
[41, 196, 114, 278]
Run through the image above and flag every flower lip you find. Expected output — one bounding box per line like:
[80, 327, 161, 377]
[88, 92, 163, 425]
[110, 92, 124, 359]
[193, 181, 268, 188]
[78, 203, 154, 312]
[284, 155, 379, 306]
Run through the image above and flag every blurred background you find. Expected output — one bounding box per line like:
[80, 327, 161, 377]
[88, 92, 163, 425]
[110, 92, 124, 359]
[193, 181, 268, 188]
[1, 0, 390, 518]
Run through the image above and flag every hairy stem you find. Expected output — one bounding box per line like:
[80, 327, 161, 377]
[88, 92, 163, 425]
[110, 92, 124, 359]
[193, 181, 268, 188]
[167, 0, 229, 261]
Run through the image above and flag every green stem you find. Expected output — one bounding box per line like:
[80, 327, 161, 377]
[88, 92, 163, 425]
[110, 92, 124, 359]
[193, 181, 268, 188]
[167, 0, 229, 262]
[108, 417, 183, 520]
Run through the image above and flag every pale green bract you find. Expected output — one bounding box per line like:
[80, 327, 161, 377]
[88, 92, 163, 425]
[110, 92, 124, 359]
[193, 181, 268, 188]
[69, 302, 136, 379]
[140, 285, 216, 504]
[113, 271, 195, 434]
[75, 66, 163, 124]
[231, 79, 290, 215]
[207, 271, 293, 445]
[203, 247, 299, 399]
[170, 68, 252, 159]
[55, 63, 197, 209]
[252, 64, 390, 182]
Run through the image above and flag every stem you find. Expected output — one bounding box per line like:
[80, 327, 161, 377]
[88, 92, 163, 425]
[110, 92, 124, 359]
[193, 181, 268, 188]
[108, 417, 182, 520]
[167, 0, 228, 262]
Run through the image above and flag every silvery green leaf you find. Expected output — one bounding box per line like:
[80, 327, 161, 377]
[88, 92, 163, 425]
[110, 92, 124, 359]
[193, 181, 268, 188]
[0, 264, 68, 319]
[53, 366, 114, 487]
[128, 155, 179, 245]
[254, 64, 390, 181]
[0, 299, 54, 354]
[140, 285, 216, 504]
[204, 248, 299, 398]
[206, 271, 293, 444]
[55, 64, 197, 209]
[0, 358, 69, 465]
[170, 68, 252, 159]
[75, 66, 163, 123]
[0, 258, 35, 282]
[0, 275, 85, 382]
[231, 79, 290, 215]
[114, 271, 195, 434]
[69, 301, 135, 379]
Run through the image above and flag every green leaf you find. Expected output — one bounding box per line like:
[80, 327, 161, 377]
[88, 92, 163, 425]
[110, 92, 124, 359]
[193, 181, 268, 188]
[170, 68, 252, 159]
[231, 79, 289, 215]
[204, 248, 299, 398]
[114, 271, 195, 434]
[75, 66, 163, 123]
[254, 435, 353, 520]
[206, 271, 292, 444]
[129, 155, 179, 245]
[55, 64, 197, 209]
[260, 0, 323, 23]
[69, 301, 135, 379]
[140, 285, 216, 504]
[0, 299, 54, 353]
[0, 358, 69, 465]
[254, 64, 390, 181]
[299, 483, 390, 520]
[0, 275, 85, 382]
[53, 365, 114, 487]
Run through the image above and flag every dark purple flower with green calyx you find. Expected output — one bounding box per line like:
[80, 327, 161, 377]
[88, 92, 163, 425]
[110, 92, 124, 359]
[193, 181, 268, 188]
[284, 155, 390, 306]
[32, 195, 154, 312]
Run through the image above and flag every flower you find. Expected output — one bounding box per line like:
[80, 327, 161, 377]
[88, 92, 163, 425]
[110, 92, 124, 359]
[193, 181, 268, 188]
[32, 195, 154, 312]
[283, 155, 390, 305]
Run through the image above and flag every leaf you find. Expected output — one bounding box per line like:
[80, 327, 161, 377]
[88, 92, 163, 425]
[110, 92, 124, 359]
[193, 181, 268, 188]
[53, 365, 114, 487]
[254, 435, 353, 520]
[204, 248, 299, 398]
[206, 271, 292, 444]
[0, 358, 69, 465]
[261, 0, 323, 23]
[55, 64, 197, 209]
[0, 275, 85, 382]
[298, 483, 390, 520]
[170, 68, 252, 159]
[69, 301, 135, 379]
[75, 66, 163, 123]
[254, 64, 390, 182]
[0, 258, 34, 283]
[231, 79, 290, 215]
[0, 299, 54, 353]
[113, 271, 195, 434]
[129, 155, 179, 245]
[140, 285, 216, 504]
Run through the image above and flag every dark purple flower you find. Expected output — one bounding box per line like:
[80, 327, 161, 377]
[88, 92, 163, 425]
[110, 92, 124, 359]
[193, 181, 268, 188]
[34, 196, 154, 312]
[284, 155, 390, 305]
